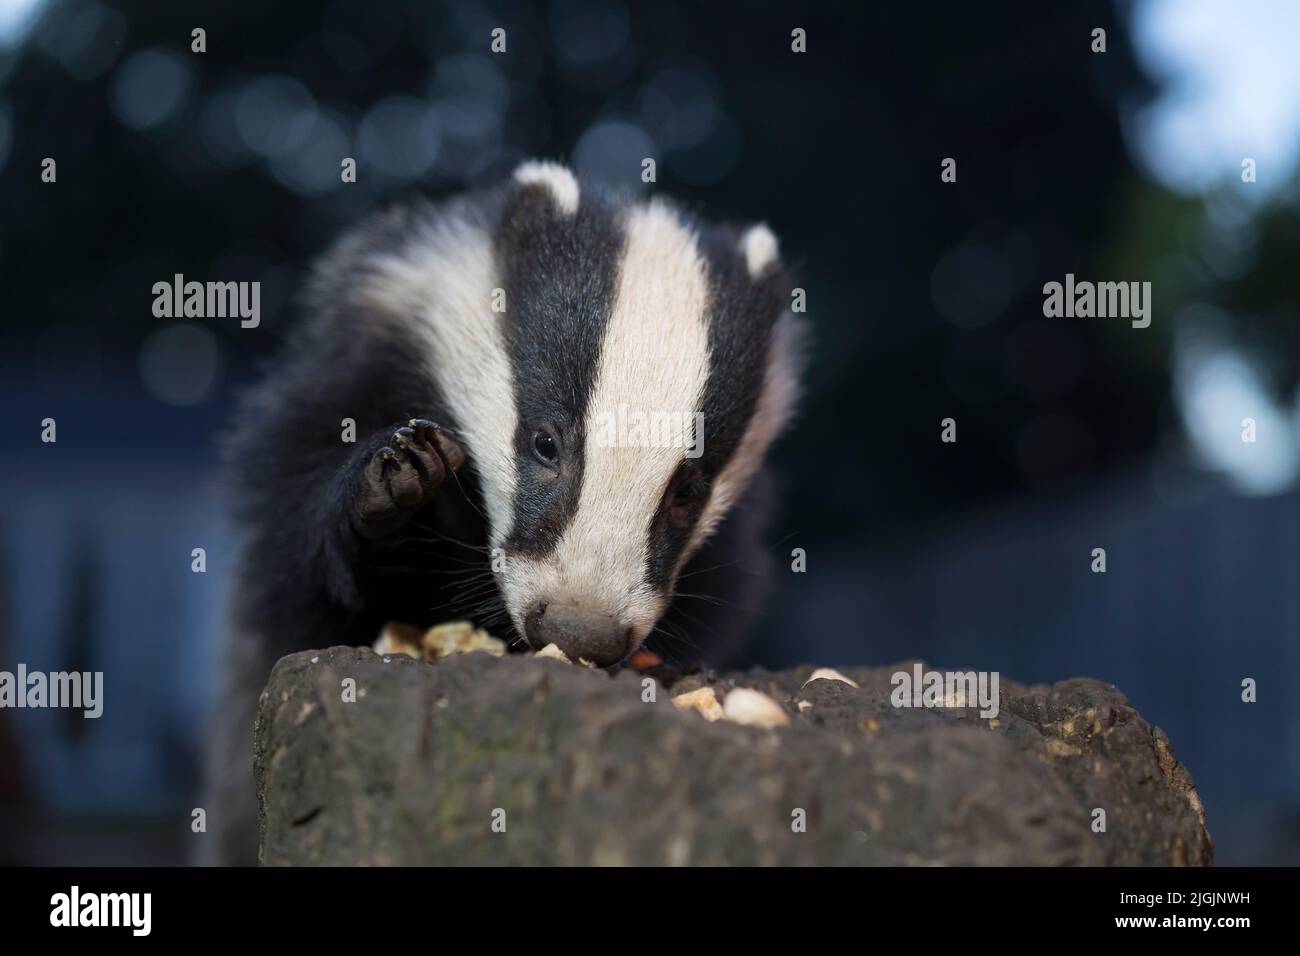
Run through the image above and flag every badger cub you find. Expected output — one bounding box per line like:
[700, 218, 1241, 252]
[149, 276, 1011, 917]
[208, 160, 803, 862]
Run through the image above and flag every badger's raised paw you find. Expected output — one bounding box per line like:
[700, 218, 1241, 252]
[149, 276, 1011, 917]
[351, 419, 465, 539]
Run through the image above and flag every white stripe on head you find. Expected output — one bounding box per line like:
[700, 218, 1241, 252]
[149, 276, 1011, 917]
[358, 208, 519, 544]
[502, 200, 712, 638]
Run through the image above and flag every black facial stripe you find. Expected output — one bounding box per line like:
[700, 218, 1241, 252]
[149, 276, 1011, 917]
[643, 461, 708, 592]
[494, 182, 625, 557]
[642, 221, 789, 592]
[696, 225, 787, 474]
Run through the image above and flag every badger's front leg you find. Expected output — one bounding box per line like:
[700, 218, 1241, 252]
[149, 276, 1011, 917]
[348, 419, 466, 540]
[228, 415, 467, 655]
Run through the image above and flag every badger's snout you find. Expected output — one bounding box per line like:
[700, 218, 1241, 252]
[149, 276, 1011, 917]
[524, 601, 632, 666]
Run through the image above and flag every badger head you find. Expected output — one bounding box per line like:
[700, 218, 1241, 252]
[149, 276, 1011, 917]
[367, 160, 803, 666]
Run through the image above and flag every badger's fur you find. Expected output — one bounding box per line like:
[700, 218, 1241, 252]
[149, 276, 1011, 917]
[204, 161, 803, 864]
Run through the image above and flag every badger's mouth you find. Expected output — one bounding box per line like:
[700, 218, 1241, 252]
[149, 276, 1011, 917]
[497, 556, 668, 667]
[521, 600, 634, 667]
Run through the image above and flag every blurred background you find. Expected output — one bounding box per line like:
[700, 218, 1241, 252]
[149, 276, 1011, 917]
[0, 0, 1296, 865]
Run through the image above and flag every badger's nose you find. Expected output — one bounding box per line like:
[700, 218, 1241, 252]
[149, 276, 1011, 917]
[524, 602, 631, 666]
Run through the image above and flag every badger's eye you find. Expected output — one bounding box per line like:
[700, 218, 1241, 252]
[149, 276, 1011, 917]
[674, 480, 706, 504]
[531, 429, 558, 464]
[671, 479, 709, 513]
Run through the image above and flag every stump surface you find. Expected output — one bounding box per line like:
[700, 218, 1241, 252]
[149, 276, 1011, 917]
[255, 646, 1212, 866]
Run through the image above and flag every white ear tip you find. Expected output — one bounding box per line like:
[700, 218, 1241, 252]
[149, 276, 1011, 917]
[512, 160, 580, 216]
[741, 224, 779, 277]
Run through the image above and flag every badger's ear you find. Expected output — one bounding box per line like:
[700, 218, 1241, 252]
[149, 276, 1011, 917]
[511, 159, 580, 216]
[738, 223, 779, 278]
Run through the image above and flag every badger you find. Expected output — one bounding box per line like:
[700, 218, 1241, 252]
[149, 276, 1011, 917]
[204, 160, 804, 864]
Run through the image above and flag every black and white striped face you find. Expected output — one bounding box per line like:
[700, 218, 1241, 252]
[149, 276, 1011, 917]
[365, 161, 801, 665]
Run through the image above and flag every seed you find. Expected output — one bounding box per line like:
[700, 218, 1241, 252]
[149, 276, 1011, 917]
[722, 688, 789, 727]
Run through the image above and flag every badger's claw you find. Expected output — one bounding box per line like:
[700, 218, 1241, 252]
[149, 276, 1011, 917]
[351, 420, 465, 539]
